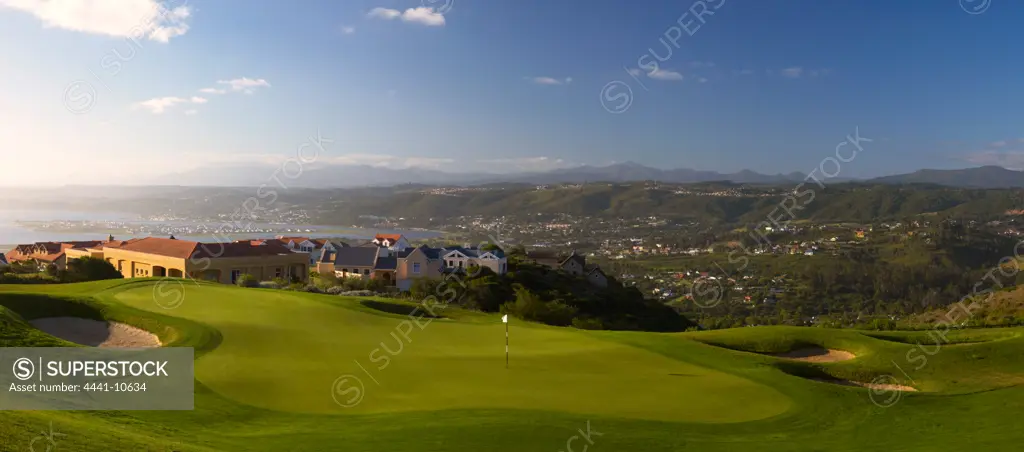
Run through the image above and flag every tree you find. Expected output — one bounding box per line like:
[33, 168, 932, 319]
[62, 257, 122, 282]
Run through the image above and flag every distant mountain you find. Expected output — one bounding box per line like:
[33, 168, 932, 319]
[869, 166, 1024, 188]
[151, 161, 808, 188]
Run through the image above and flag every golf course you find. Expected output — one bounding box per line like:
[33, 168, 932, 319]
[2, 279, 1024, 451]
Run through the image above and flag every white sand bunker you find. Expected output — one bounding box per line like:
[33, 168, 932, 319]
[30, 317, 161, 348]
[772, 346, 855, 363]
[813, 378, 918, 392]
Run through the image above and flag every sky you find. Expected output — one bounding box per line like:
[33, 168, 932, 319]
[1, 0, 1022, 186]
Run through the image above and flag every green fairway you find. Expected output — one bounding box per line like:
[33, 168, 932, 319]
[112, 283, 790, 422]
[2, 279, 1024, 450]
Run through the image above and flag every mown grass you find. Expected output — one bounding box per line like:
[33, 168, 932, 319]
[0, 280, 1023, 450]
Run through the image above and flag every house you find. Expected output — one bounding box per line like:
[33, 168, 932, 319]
[80, 236, 310, 284]
[0, 252, 8, 269]
[587, 266, 609, 288]
[318, 244, 507, 291]
[4, 241, 102, 270]
[560, 250, 587, 276]
[318, 245, 382, 280]
[440, 246, 507, 275]
[271, 236, 347, 266]
[372, 234, 411, 251]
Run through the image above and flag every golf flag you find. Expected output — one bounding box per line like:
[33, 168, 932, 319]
[502, 314, 508, 323]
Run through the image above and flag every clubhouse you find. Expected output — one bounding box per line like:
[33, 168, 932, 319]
[8, 235, 310, 284]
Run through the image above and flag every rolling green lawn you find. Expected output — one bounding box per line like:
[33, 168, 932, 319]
[1, 279, 1024, 450]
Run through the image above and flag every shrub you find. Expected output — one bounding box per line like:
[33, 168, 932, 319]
[258, 281, 280, 289]
[340, 290, 375, 297]
[61, 257, 122, 282]
[326, 286, 347, 295]
[571, 317, 605, 330]
[303, 284, 323, 293]
[236, 274, 260, 288]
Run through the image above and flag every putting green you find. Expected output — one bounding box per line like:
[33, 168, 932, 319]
[113, 284, 791, 423]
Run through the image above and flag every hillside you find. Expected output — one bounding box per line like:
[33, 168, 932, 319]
[869, 166, 1024, 188]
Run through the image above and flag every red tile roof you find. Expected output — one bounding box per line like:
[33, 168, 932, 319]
[374, 234, 404, 243]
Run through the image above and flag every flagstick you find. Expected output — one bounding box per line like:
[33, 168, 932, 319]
[505, 320, 509, 369]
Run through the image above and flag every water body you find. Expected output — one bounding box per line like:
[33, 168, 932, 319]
[0, 209, 442, 250]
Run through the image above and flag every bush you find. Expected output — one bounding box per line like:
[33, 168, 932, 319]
[326, 286, 347, 295]
[340, 290, 375, 297]
[303, 284, 323, 293]
[258, 281, 280, 289]
[236, 274, 260, 288]
[571, 317, 605, 330]
[61, 257, 122, 283]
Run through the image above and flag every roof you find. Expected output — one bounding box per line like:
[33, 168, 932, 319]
[116, 237, 201, 259]
[276, 236, 312, 244]
[442, 246, 505, 259]
[374, 256, 397, 270]
[0, 253, 7, 265]
[560, 250, 586, 267]
[374, 234, 404, 243]
[194, 241, 297, 259]
[331, 246, 379, 267]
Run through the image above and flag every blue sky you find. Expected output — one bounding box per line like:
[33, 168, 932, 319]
[1, 0, 1021, 185]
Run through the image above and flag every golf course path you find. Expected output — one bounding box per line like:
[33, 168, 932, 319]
[30, 317, 162, 348]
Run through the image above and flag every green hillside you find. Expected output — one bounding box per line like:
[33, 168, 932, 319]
[1, 280, 1024, 450]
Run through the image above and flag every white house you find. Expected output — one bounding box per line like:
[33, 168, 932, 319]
[273, 237, 346, 266]
[372, 234, 411, 251]
[441, 246, 508, 275]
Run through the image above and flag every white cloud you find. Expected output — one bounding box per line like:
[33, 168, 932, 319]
[0, 0, 192, 42]
[132, 96, 205, 114]
[217, 77, 271, 94]
[529, 76, 572, 85]
[780, 67, 804, 78]
[368, 6, 445, 26]
[367, 7, 401, 19]
[697, 77, 708, 83]
[341, 25, 356, 34]
[991, 140, 1008, 148]
[628, 68, 683, 81]
[198, 88, 226, 95]
[184, 109, 198, 116]
[647, 69, 683, 81]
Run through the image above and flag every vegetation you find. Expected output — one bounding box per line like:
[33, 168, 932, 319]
[3, 280, 1024, 450]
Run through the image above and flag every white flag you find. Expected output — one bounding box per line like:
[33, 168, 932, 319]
[501, 314, 508, 323]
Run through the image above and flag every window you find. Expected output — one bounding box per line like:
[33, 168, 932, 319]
[364, 269, 370, 275]
[231, 270, 242, 284]
[275, 267, 283, 278]
[341, 268, 348, 274]
[413, 263, 421, 274]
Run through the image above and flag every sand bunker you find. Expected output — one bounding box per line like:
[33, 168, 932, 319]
[813, 378, 918, 392]
[30, 317, 161, 348]
[771, 347, 855, 363]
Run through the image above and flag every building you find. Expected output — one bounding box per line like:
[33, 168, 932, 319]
[529, 249, 608, 288]
[318, 244, 506, 291]
[5, 240, 106, 270]
[0, 252, 8, 269]
[271, 236, 347, 266]
[70, 237, 310, 284]
[371, 234, 411, 251]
